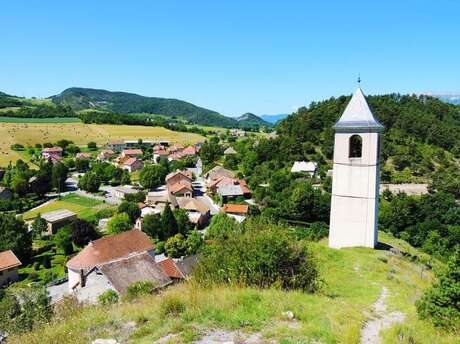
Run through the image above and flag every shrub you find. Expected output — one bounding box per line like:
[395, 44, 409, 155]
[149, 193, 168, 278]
[97, 289, 119, 305]
[10, 143, 24, 151]
[126, 281, 156, 299]
[416, 249, 460, 330]
[194, 218, 320, 292]
[160, 294, 186, 316]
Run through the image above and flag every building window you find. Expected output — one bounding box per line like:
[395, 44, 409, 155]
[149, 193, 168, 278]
[349, 135, 362, 158]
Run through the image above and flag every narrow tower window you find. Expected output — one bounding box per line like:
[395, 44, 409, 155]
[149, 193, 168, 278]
[349, 135, 362, 158]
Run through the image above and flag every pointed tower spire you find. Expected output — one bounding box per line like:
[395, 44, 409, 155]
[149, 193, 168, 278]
[334, 88, 383, 132]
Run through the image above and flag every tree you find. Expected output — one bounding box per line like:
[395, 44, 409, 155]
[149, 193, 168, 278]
[118, 201, 141, 223]
[160, 204, 178, 240]
[0, 213, 32, 261]
[75, 158, 90, 173]
[165, 233, 187, 258]
[416, 249, 460, 330]
[31, 215, 48, 239]
[53, 227, 73, 255]
[205, 213, 239, 240]
[139, 164, 168, 190]
[51, 162, 69, 193]
[87, 141, 97, 150]
[195, 218, 319, 292]
[173, 208, 192, 234]
[71, 219, 98, 247]
[107, 213, 132, 234]
[11, 173, 29, 196]
[0, 287, 52, 334]
[142, 213, 162, 239]
[185, 230, 203, 255]
[78, 172, 101, 193]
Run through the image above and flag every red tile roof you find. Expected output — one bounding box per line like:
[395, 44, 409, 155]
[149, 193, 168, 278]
[222, 204, 249, 215]
[0, 250, 21, 271]
[42, 147, 63, 153]
[123, 157, 140, 166]
[158, 258, 184, 278]
[123, 149, 143, 156]
[182, 146, 197, 155]
[66, 229, 154, 271]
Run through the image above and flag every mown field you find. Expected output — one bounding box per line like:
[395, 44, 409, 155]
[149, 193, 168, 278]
[9, 232, 459, 344]
[0, 122, 205, 166]
[0, 116, 81, 123]
[22, 193, 114, 221]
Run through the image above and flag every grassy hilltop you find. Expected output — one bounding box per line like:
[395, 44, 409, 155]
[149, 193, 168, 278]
[9, 232, 458, 344]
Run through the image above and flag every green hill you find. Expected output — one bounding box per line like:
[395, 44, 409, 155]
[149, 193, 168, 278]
[50, 87, 238, 128]
[236, 112, 272, 128]
[276, 93, 460, 185]
[8, 232, 457, 344]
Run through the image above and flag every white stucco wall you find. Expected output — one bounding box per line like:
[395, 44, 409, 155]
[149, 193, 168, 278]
[329, 132, 381, 248]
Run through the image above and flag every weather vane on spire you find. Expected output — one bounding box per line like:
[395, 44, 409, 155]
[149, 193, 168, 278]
[357, 74, 361, 86]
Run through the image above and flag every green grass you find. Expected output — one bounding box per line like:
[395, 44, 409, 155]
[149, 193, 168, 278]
[0, 116, 81, 123]
[23, 193, 113, 221]
[8, 232, 459, 344]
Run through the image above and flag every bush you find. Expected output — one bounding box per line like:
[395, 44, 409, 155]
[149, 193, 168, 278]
[97, 289, 119, 305]
[194, 218, 320, 292]
[10, 143, 24, 151]
[416, 249, 460, 330]
[126, 281, 157, 299]
[160, 294, 186, 316]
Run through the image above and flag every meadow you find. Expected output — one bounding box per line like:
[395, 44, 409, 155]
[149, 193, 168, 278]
[22, 193, 113, 221]
[9, 232, 458, 344]
[0, 122, 205, 166]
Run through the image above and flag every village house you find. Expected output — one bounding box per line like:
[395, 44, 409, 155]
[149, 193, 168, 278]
[41, 209, 77, 235]
[121, 149, 143, 158]
[107, 140, 125, 152]
[122, 157, 144, 173]
[66, 229, 170, 302]
[176, 197, 210, 227]
[205, 165, 235, 182]
[114, 186, 139, 200]
[124, 140, 153, 148]
[42, 147, 63, 161]
[75, 152, 92, 159]
[291, 161, 318, 177]
[222, 203, 249, 223]
[97, 149, 115, 161]
[145, 189, 178, 208]
[0, 250, 21, 287]
[222, 203, 249, 216]
[153, 148, 170, 163]
[223, 147, 237, 155]
[181, 145, 198, 156]
[0, 186, 12, 200]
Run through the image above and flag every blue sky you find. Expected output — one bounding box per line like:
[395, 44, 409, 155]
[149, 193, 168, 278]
[1, 0, 459, 116]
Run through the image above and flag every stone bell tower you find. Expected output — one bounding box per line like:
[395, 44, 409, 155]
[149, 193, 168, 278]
[328, 87, 384, 249]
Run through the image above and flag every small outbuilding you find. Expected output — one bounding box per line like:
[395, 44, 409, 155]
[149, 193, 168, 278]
[291, 161, 318, 176]
[0, 250, 22, 287]
[41, 209, 77, 235]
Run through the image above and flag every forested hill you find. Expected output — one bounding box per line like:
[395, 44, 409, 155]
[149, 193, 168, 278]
[236, 112, 272, 128]
[276, 93, 460, 188]
[50, 87, 239, 127]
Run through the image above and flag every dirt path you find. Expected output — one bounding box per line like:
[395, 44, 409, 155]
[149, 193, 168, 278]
[361, 287, 405, 344]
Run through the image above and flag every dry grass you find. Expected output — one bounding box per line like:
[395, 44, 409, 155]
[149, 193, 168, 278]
[0, 123, 204, 166]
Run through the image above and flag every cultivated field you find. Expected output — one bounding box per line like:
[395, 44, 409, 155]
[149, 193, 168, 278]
[0, 122, 205, 166]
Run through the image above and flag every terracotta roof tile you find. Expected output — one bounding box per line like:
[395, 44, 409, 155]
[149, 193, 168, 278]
[0, 250, 21, 271]
[222, 204, 249, 215]
[66, 229, 154, 271]
[158, 258, 184, 278]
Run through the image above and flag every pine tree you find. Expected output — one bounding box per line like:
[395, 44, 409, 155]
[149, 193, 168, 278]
[160, 203, 178, 240]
